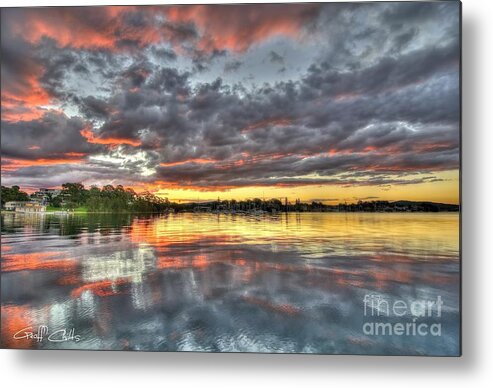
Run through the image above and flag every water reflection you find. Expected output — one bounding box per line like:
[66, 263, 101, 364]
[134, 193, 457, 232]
[1, 212, 459, 354]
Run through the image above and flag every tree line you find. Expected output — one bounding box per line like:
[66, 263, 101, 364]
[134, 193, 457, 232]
[60, 183, 170, 212]
[1, 184, 459, 213]
[1, 183, 170, 213]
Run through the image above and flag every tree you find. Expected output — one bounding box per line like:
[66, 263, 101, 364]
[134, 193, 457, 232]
[51, 196, 63, 208]
[1, 185, 30, 207]
[61, 183, 87, 208]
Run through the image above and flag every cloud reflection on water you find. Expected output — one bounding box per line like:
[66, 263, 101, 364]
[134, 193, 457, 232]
[1, 212, 459, 354]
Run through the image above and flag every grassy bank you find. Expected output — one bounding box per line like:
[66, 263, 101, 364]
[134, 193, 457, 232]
[46, 206, 88, 214]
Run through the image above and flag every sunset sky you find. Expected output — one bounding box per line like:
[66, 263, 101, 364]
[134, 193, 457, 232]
[0, 2, 460, 204]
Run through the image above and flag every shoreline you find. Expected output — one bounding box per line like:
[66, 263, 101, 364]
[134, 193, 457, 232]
[1, 209, 460, 215]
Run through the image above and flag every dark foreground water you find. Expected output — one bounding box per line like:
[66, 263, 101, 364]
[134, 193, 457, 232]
[1, 212, 460, 355]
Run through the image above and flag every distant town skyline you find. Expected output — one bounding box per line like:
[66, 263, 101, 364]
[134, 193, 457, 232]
[1, 3, 460, 204]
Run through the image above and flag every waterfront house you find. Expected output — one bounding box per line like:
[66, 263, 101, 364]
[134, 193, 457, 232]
[4, 201, 26, 211]
[4, 201, 46, 213]
[31, 188, 62, 205]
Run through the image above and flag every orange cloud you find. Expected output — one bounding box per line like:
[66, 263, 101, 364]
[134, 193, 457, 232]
[80, 128, 142, 147]
[159, 158, 217, 167]
[241, 118, 292, 133]
[166, 4, 319, 53]
[12, 7, 133, 51]
[64, 152, 88, 157]
[153, 180, 237, 192]
[411, 142, 458, 153]
[328, 141, 458, 158]
[9, 6, 190, 53]
[5, 4, 320, 74]
[152, 178, 339, 193]
[1, 155, 86, 172]
[1, 73, 53, 122]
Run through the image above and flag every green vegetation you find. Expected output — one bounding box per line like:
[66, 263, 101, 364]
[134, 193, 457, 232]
[1, 183, 459, 214]
[46, 205, 88, 213]
[59, 183, 170, 213]
[72, 206, 89, 214]
[1, 185, 30, 206]
[178, 198, 459, 213]
[1, 183, 171, 214]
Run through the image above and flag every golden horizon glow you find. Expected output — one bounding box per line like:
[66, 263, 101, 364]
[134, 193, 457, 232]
[152, 170, 459, 205]
[6, 170, 459, 205]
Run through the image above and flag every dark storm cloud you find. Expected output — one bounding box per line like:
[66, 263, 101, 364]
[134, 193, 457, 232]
[1, 12, 54, 122]
[0, 162, 150, 190]
[391, 27, 419, 53]
[1, 2, 460, 192]
[150, 47, 177, 62]
[153, 148, 456, 191]
[379, 2, 453, 25]
[268, 51, 285, 64]
[65, 38, 458, 188]
[301, 43, 459, 105]
[0, 31, 37, 98]
[1, 112, 99, 160]
[224, 60, 243, 73]
[77, 96, 115, 120]
[121, 61, 153, 89]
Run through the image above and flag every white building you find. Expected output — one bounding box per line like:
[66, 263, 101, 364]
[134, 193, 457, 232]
[4, 201, 46, 213]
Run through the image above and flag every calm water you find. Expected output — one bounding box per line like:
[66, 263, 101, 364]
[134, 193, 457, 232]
[1, 212, 460, 355]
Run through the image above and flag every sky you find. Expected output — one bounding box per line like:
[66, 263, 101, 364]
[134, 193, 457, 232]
[0, 2, 460, 204]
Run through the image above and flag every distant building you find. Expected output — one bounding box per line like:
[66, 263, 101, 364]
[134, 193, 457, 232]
[31, 188, 62, 205]
[39, 188, 61, 196]
[4, 201, 27, 211]
[4, 201, 46, 213]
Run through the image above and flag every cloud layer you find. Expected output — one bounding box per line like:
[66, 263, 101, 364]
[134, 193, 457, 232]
[1, 3, 460, 198]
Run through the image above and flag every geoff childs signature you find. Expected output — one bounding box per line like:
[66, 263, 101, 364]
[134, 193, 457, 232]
[13, 326, 82, 343]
